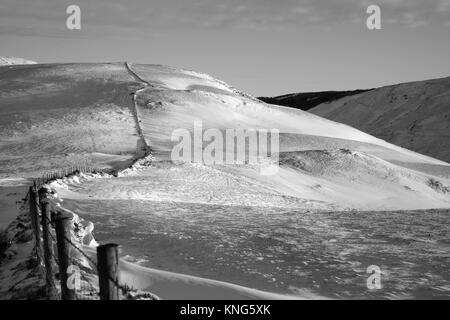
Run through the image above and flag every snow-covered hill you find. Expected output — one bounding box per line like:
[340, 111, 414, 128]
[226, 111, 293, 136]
[0, 57, 37, 65]
[270, 77, 450, 163]
[0, 63, 144, 178]
[0, 63, 449, 211]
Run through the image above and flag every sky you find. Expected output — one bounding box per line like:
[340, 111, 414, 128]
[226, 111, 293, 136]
[1, 0, 449, 96]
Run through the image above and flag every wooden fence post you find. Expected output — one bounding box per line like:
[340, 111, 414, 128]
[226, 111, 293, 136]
[28, 187, 41, 251]
[97, 244, 120, 300]
[54, 213, 76, 300]
[40, 201, 57, 298]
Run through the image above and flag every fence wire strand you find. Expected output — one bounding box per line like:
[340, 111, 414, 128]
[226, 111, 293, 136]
[29, 166, 132, 300]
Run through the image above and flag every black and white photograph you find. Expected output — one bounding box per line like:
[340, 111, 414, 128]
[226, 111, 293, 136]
[0, 0, 449, 309]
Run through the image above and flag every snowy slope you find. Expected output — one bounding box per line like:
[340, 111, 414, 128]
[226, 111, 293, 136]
[131, 64, 446, 166]
[0, 63, 449, 210]
[0, 57, 37, 65]
[309, 77, 450, 163]
[124, 63, 449, 210]
[0, 63, 144, 178]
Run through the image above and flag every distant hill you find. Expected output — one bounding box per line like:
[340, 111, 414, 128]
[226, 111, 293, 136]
[309, 77, 450, 163]
[258, 89, 372, 111]
[261, 77, 450, 163]
[0, 56, 37, 65]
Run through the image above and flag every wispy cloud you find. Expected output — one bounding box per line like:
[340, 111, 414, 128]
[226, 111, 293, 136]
[173, 0, 450, 30]
[1, 0, 449, 38]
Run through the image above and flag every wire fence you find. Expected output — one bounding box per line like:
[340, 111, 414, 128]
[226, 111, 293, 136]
[47, 216, 101, 300]
[49, 216, 132, 299]
[27, 166, 136, 300]
[43, 214, 98, 300]
[32, 165, 105, 190]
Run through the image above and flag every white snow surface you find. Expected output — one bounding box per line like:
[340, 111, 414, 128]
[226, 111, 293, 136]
[0, 57, 37, 65]
[1, 62, 450, 299]
[1, 62, 448, 211]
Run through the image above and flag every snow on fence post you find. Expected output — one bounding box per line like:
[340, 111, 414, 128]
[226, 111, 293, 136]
[40, 200, 57, 298]
[54, 212, 76, 300]
[97, 243, 120, 300]
[28, 186, 41, 254]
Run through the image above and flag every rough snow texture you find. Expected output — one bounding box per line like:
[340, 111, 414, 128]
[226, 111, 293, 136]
[56, 174, 450, 299]
[309, 77, 450, 163]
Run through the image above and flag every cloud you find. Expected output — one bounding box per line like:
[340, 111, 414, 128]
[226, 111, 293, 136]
[435, 0, 450, 12]
[1, 0, 449, 38]
[364, 0, 450, 28]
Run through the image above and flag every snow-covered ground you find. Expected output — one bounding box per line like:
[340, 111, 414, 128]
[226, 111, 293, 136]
[0, 57, 36, 66]
[54, 174, 450, 299]
[0, 178, 30, 229]
[1, 62, 450, 299]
